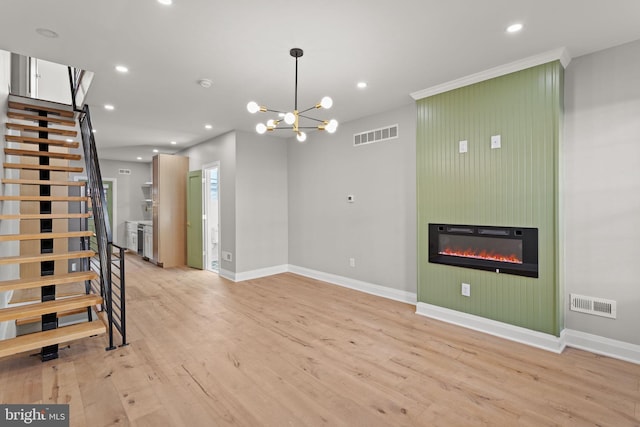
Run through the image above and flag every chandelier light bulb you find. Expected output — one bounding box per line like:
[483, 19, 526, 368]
[297, 132, 307, 142]
[247, 101, 260, 114]
[326, 119, 339, 134]
[320, 96, 333, 109]
[284, 112, 296, 125]
[256, 123, 267, 134]
[266, 119, 276, 128]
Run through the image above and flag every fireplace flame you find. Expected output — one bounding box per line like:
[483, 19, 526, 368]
[439, 248, 522, 264]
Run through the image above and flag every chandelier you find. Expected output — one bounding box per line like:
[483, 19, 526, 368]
[247, 48, 338, 142]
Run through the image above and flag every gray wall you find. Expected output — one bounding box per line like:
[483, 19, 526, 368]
[563, 40, 640, 345]
[178, 131, 237, 273]
[235, 131, 288, 272]
[288, 104, 417, 294]
[70, 159, 152, 246]
[99, 159, 152, 246]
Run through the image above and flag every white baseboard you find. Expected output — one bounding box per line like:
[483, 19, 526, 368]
[564, 329, 640, 365]
[235, 264, 289, 282]
[288, 265, 417, 304]
[218, 268, 235, 281]
[218, 265, 640, 365]
[415, 302, 566, 353]
[219, 263, 416, 304]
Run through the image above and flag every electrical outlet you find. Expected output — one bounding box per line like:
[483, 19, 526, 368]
[461, 283, 471, 297]
[222, 251, 233, 262]
[349, 257, 356, 268]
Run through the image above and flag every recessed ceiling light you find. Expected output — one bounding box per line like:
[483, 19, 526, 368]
[92, 129, 97, 133]
[115, 65, 129, 73]
[506, 23, 523, 33]
[153, 149, 159, 153]
[157, 0, 172, 5]
[137, 157, 143, 160]
[357, 82, 367, 89]
[205, 124, 213, 129]
[104, 104, 115, 110]
[170, 141, 177, 145]
[36, 28, 59, 38]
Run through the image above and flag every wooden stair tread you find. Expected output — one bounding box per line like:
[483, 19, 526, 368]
[0, 250, 95, 265]
[8, 111, 76, 127]
[8, 101, 75, 118]
[0, 294, 102, 322]
[0, 321, 106, 358]
[16, 307, 88, 326]
[1, 178, 86, 186]
[5, 135, 79, 148]
[4, 148, 82, 161]
[0, 195, 89, 202]
[6, 123, 77, 137]
[0, 230, 93, 242]
[0, 213, 92, 220]
[3, 163, 83, 173]
[0, 271, 97, 292]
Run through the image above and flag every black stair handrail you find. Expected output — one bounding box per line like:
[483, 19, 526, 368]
[77, 103, 127, 349]
[67, 66, 83, 111]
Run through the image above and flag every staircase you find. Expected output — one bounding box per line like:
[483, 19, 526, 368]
[0, 96, 106, 361]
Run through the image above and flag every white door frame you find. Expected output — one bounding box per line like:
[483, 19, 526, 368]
[202, 162, 220, 273]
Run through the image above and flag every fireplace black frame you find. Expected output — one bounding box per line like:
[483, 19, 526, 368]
[428, 223, 539, 278]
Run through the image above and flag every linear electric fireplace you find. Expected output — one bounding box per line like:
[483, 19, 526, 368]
[429, 224, 538, 278]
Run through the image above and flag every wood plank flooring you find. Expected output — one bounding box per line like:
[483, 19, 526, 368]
[1, 254, 639, 426]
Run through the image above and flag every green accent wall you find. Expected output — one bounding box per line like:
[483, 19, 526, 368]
[416, 61, 563, 335]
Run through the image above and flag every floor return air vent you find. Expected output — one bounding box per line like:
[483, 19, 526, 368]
[570, 294, 617, 319]
[353, 124, 398, 147]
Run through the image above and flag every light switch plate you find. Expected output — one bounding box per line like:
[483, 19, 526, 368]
[459, 140, 468, 153]
[461, 283, 471, 297]
[491, 134, 501, 149]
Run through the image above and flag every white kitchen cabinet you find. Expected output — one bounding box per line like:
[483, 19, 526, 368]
[143, 224, 153, 259]
[125, 221, 138, 252]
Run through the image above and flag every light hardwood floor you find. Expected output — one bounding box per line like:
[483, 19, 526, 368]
[1, 254, 639, 426]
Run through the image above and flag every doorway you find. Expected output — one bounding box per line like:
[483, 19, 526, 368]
[203, 163, 220, 273]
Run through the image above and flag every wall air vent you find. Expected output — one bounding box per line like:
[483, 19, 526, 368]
[353, 124, 398, 147]
[118, 169, 131, 175]
[570, 294, 617, 319]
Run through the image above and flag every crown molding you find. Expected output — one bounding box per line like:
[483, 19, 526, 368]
[410, 47, 572, 100]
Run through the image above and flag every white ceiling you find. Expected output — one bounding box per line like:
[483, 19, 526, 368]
[1, 1, 640, 162]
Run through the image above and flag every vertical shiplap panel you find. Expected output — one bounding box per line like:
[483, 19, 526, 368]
[416, 61, 562, 335]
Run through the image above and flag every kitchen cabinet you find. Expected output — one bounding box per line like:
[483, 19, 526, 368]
[152, 154, 189, 267]
[125, 221, 138, 252]
[143, 224, 153, 259]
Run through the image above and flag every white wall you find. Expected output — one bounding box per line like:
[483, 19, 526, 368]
[34, 58, 72, 104]
[564, 39, 640, 345]
[287, 104, 417, 294]
[178, 132, 237, 273]
[235, 131, 288, 272]
[0, 49, 18, 339]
